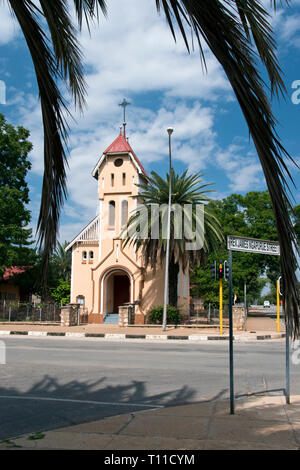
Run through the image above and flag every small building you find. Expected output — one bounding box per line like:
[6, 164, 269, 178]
[0, 266, 29, 302]
[66, 124, 189, 324]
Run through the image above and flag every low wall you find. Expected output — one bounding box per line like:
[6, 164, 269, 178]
[60, 304, 79, 327]
[233, 305, 246, 331]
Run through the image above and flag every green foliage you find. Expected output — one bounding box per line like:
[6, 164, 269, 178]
[0, 114, 35, 274]
[190, 191, 280, 305]
[293, 204, 300, 246]
[123, 169, 223, 307]
[147, 305, 181, 325]
[51, 241, 71, 281]
[50, 279, 70, 306]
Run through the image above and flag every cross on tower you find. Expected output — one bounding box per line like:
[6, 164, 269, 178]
[119, 98, 131, 136]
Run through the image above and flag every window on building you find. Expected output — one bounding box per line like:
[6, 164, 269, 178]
[122, 172, 126, 185]
[111, 173, 114, 187]
[82, 251, 87, 261]
[108, 200, 115, 227]
[114, 158, 123, 167]
[76, 295, 85, 305]
[89, 251, 94, 260]
[121, 200, 128, 226]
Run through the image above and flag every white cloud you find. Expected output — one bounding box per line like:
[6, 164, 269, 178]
[5, 0, 270, 242]
[0, 3, 19, 45]
[216, 144, 264, 192]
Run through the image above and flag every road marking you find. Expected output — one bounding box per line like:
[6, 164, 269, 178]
[0, 395, 164, 408]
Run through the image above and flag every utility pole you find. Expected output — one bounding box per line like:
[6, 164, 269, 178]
[219, 262, 223, 335]
[162, 127, 173, 332]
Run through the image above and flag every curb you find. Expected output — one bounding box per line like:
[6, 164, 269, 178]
[0, 330, 286, 342]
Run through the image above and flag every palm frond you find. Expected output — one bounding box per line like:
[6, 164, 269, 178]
[39, 0, 86, 111]
[156, 0, 299, 337]
[8, 0, 69, 284]
[73, 0, 107, 30]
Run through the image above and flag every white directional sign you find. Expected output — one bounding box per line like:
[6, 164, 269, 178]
[227, 235, 280, 256]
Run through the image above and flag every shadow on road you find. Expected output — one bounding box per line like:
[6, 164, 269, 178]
[0, 374, 211, 439]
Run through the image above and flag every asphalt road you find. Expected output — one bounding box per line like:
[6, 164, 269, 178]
[0, 336, 299, 439]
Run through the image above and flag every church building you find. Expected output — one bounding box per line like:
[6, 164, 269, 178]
[66, 119, 189, 324]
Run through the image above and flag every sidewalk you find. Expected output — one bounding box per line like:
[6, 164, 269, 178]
[0, 317, 285, 342]
[1, 394, 299, 450]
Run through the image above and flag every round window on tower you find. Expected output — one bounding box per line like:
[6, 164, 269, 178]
[114, 158, 123, 167]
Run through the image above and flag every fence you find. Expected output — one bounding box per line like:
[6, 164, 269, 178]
[186, 302, 230, 326]
[0, 301, 88, 324]
[0, 301, 60, 322]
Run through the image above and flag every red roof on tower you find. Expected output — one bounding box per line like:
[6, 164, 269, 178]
[92, 128, 148, 179]
[103, 130, 132, 154]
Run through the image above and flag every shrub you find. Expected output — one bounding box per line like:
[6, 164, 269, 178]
[147, 305, 181, 325]
[50, 279, 70, 306]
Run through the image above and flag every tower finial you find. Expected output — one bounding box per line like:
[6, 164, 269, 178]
[119, 98, 131, 137]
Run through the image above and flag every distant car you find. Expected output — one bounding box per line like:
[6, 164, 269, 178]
[263, 300, 270, 308]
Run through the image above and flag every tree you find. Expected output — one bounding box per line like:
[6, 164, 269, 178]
[51, 241, 71, 281]
[123, 170, 223, 307]
[190, 191, 281, 305]
[0, 114, 35, 277]
[50, 279, 70, 306]
[5, 0, 299, 334]
[293, 204, 300, 246]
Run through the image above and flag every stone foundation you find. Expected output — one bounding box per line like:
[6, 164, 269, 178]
[233, 305, 246, 331]
[60, 304, 80, 327]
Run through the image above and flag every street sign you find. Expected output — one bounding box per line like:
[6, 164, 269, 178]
[227, 235, 280, 256]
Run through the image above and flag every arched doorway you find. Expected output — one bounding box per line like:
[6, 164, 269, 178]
[101, 268, 133, 314]
[113, 274, 130, 313]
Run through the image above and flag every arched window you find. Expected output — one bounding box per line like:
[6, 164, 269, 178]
[89, 251, 94, 261]
[108, 201, 115, 227]
[82, 251, 87, 261]
[121, 200, 128, 226]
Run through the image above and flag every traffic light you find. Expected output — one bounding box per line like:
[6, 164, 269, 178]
[218, 262, 223, 279]
[210, 261, 217, 280]
[224, 260, 229, 280]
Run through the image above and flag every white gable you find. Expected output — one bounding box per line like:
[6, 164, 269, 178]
[65, 215, 100, 251]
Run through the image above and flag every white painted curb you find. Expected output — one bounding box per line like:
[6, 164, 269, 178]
[189, 335, 208, 341]
[28, 331, 47, 336]
[146, 335, 166, 340]
[65, 332, 85, 337]
[105, 334, 126, 339]
[0, 331, 10, 335]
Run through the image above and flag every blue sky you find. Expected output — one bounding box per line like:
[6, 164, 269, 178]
[0, 0, 299, 244]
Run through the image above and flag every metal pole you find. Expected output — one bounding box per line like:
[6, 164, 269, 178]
[228, 250, 234, 414]
[276, 279, 280, 333]
[162, 127, 173, 332]
[243, 281, 247, 331]
[219, 275, 223, 335]
[286, 320, 290, 404]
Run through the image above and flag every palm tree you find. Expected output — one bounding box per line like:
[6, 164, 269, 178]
[51, 241, 71, 281]
[6, 0, 299, 335]
[122, 170, 223, 308]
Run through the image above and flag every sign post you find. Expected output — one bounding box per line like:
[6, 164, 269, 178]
[228, 250, 234, 414]
[226, 235, 290, 413]
[276, 279, 280, 333]
[219, 263, 223, 335]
